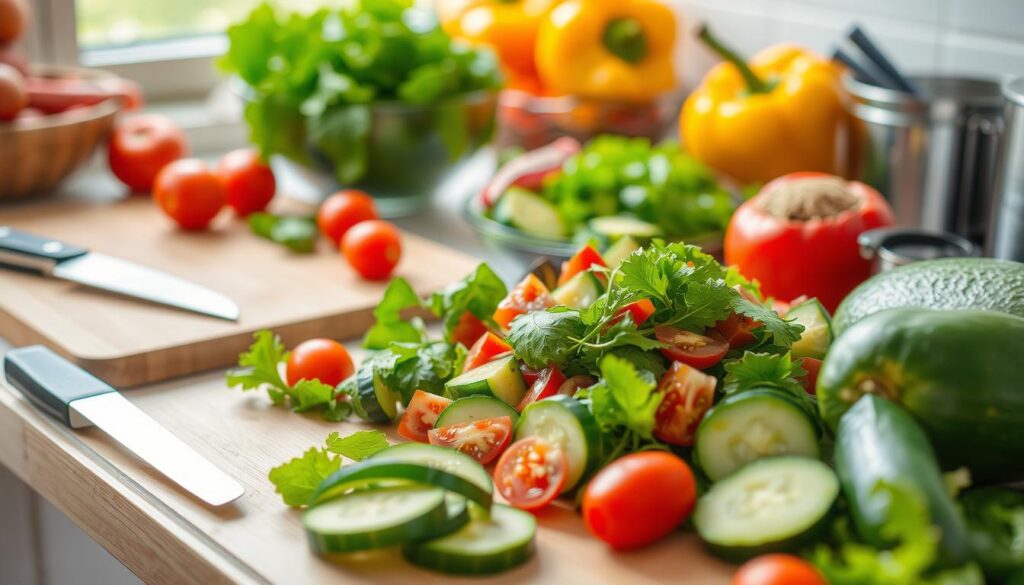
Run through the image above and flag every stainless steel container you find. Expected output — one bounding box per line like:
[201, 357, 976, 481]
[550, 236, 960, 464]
[858, 227, 978, 273]
[844, 75, 1004, 245]
[990, 77, 1024, 261]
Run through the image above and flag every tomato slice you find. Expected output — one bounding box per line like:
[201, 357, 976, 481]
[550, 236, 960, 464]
[451, 312, 489, 349]
[798, 357, 822, 395]
[493, 273, 555, 330]
[558, 244, 607, 287]
[516, 365, 567, 411]
[397, 390, 453, 443]
[653, 362, 717, 446]
[463, 332, 514, 373]
[520, 364, 542, 387]
[655, 325, 729, 369]
[494, 436, 568, 510]
[428, 416, 513, 465]
[557, 375, 597, 397]
[613, 298, 656, 326]
[713, 312, 759, 348]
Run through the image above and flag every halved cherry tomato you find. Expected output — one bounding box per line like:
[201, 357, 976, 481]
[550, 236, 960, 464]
[653, 361, 717, 446]
[732, 554, 826, 585]
[493, 273, 555, 330]
[557, 375, 597, 397]
[713, 312, 759, 348]
[613, 298, 656, 326]
[582, 452, 697, 550]
[285, 338, 355, 388]
[451, 312, 489, 349]
[428, 416, 513, 465]
[341, 220, 401, 281]
[397, 390, 452, 443]
[462, 332, 514, 373]
[494, 436, 568, 510]
[797, 357, 822, 395]
[517, 365, 567, 411]
[558, 244, 607, 287]
[655, 325, 730, 369]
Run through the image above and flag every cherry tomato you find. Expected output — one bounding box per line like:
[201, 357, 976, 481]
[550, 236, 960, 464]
[285, 338, 354, 388]
[428, 416, 513, 465]
[397, 390, 452, 443]
[462, 332, 514, 373]
[341, 220, 402, 281]
[215, 148, 275, 216]
[655, 325, 730, 369]
[0, 63, 26, 121]
[0, 0, 28, 44]
[653, 361, 717, 446]
[714, 312, 759, 348]
[613, 298, 656, 326]
[558, 244, 607, 286]
[517, 365, 567, 411]
[451, 312, 489, 349]
[494, 436, 568, 510]
[557, 374, 597, 397]
[493, 274, 555, 330]
[732, 554, 826, 585]
[153, 159, 226, 230]
[797, 357, 822, 395]
[582, 452, 697, 550]
[109, 114, 188, 193]
[317, 190, 378, 246]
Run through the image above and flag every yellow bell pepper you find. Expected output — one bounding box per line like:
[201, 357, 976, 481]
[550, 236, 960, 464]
[535, 0, 677, 102]
[681, 25, 848, 184]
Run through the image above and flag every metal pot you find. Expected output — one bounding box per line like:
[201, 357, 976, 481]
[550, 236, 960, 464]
[858, 227, 978, 273]
[989, 76, 1024, 261]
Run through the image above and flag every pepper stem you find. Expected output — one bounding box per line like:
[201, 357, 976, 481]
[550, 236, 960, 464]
[604, 18, 648, 64]
[697, 24, 771, 94]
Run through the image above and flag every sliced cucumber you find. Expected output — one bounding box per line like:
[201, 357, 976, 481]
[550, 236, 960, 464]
[787, 298, 833, 359]
[551, 271, 604, 309]
[437, 493, 472, 537]
[309, 460, 492, 510]
[304, 485, 448, 554]
[403, 504, 536, 575]
[444, 355, 527, 407]
[492, 187, 566, 239]
[695, 389, 821, 482]
[353, 365, 400, 423]
[369, 442, 493, 494]
[602, 235, 641, 269]
[515, 395, 601, 492]
[436, 395, 520, 428]
[694, 456, 839, 561]
[588, 215, 662, 242]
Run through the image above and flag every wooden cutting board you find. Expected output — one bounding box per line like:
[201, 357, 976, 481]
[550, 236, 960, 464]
[0, 196, 480, 387]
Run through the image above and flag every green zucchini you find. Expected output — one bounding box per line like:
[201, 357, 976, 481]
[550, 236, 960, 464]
[834, 394, 971, 567]
[402, 504, 536, 575]
[786, 298, 832, 360]
[352, 366, 400, 423]
[818, 307, 1024, 484]
[435, 395, 520, 428]
[444, 355, 527, 407]
[514, 395, 602, 493]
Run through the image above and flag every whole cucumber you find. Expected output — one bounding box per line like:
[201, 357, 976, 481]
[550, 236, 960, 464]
[834, 395, 971, 566]
[818, 308, 1024, 483]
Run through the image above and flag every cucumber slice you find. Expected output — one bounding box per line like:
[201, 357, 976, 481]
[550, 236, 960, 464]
[353, 366, 400, 423]
[787, 298, 833, 359]
[370, 442, 494, 494]
[437, 493, 472, 537]
[403, 504, 536, 575]
[602, 235, 641, 269]
[310, 460, 492, 510]
[694, 456, 839, 561]
[444, 355, 527, 407]
[551, 271, 604, 309]
[492, 187, 565, 239]
[695, 389, 821, 482]
[515, 395, 601, 492]
[304, 485, 448, 554]
[436, 395, 521, 428]
[588, 216, 663, 242]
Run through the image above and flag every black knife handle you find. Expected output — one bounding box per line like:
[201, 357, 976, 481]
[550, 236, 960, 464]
[3, 346, 114, 428]
[0, 226, 89, 272]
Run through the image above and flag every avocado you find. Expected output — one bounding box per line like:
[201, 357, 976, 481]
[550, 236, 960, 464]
[833, 258, 1024, 334]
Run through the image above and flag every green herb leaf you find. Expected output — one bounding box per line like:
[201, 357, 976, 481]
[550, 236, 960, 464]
[289, 379, 338, 412]
[723, 351, 807, 395]
[672, 279, 736, 331]
[226, 331, 290, 395]
[326, 430, 390, 461]
[590, 354, 662, 440]
[506, 308, 586, 370]
[429, 263, 507, 345]
[732, 297, 804, 348]
[363, 278, 426, 350]
[268, 447, 341, 507]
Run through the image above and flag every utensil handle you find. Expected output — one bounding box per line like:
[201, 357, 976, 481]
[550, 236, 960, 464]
[0, 227, 89, 273]
[3, 346, 114, 427]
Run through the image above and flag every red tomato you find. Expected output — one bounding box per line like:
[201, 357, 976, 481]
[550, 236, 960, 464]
[285, 338, 354, 388]
[108, 114, 188, 193]
[655, 325, 729, 369]
[613, 298, 656, 326]
[582, 452, 697, 550]
[558, 244, 607, 287]
[428, 416, 513, 465]
[517, 365, 567, 411]
[0, 0, 28, 43]
[397, 390, 452, 443]
[557, 374, 597, 397]
[714, 312, 759, 348]
[317, 190, 378, 246]
[725, 172, 895, 312]
[215, 148, 276, 216]
[493, 274, 555, 330]
[153, 159, 226, 230]
[0, 63, 26, 121]
[520, 364, 542, 387]
[451, 312, 489, 349]
[732, 554, 826, 585]
[341, 220, 402, 281]
[462, 332, 514, 373]
[797, 357, 822, 395]
[494, 436, 568, 510]
[653, 361, 717, 446]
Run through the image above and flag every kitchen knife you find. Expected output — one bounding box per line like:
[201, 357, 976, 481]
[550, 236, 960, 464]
[0, 226, 239, 321]
[3, 346, 245, 506]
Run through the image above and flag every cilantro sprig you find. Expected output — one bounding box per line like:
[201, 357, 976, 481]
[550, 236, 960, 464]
[268, 430, 390, 507]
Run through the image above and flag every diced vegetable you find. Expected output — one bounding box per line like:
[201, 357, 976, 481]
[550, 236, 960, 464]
[516, 365, 567, 412]
[551, 271, 604, 309]
[402, 504, 536, 575]
[428, 416, 513, 465]
[601, 236, 641, 269]
[445, 355, 527, 407]
[613, 299, 655, 326]
[655, 325, 729, 370]
[462, 332, 513, 373]
[493, 273, 555, 330]
[786, 298, 832, 360]
[558, 244, 607, 287]
[653, 361, 717, 446]
[515, 395, 601, 492]
[397, 390, 452, 443]
[436, 395, 520, 428]
[492, 187, 566, 239]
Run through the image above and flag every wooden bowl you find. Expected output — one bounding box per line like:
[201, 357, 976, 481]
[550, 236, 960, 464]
[0, 65, 121, 201]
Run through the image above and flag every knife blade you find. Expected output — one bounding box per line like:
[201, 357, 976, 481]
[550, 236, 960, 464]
[0, 226, 239, 321]
[3, 346, 245, 507]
